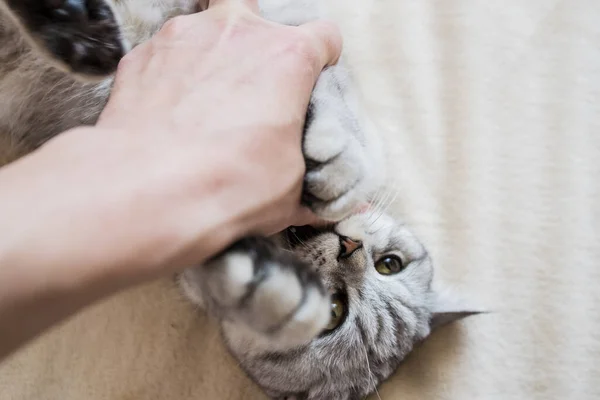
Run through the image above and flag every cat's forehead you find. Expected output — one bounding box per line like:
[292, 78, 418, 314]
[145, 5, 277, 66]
[336, 213, 427, 261]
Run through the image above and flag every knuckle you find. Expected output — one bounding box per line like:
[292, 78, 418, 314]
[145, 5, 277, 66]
[114, 39, 150, 74]
[116, 48, 138, 73]
[277, 32, 320, 81]
[158, 15, 190, 39]
[283, 31, 317, 65]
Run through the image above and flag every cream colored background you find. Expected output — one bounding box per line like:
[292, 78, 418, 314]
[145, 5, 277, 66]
[1, 0, 599, 399]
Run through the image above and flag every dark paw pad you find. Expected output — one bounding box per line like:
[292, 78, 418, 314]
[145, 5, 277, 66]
[6, 0, 127, 76]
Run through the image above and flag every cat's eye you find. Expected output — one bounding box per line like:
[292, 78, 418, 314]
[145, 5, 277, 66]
[323, 293, 347, 333]
[375, 255, 404, 275]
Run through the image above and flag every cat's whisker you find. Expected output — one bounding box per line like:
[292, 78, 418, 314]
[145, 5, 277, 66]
[368, 186, 401, 228]
[376, 185, 400, 212]
[377, 192, 400, 221]
[366, 186, 388, 219]
[366, 191, 402, 235]
[359, 338, 382, 400]
[278, 247, 295, 254]
[366, 201, 388, 228]
[367, 186, 395, 222]
[290, 231, 311, 251]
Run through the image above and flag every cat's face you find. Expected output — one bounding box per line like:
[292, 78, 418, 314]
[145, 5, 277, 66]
[219, 211, 468, 400]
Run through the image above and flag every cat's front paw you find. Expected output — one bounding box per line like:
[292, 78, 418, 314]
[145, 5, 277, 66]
[179, 237, 330, 346]
[302, 66, 377, 221]
[5, 0, 127, 77]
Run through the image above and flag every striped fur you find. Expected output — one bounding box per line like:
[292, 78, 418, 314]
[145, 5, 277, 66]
[180, 211, 479, 400]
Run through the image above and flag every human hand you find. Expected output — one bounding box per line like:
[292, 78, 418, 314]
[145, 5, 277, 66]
[0, 0, 341, 284]
[100, 0, 340, 235]
[0, 0, 342, 359]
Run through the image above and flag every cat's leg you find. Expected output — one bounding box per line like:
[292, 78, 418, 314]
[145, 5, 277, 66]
[0, 0, 127, 77]
[301, 65, 385, 221]
[178, 237, 330, 348]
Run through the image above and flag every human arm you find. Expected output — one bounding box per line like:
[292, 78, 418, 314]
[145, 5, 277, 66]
[0, 0, 341, 359]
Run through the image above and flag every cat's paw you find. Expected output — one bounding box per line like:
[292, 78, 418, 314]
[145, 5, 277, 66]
[5, 0, 127, 77]
[179, 237, 330, 346]
[302, 66, 376, 221]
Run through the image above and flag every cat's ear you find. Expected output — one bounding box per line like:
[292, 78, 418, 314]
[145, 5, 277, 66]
[429, 289, 485, 331]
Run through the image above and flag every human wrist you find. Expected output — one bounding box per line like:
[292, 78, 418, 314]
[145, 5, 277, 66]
[0, 125, 246, 294]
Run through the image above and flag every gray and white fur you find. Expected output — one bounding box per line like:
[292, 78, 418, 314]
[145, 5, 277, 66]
[0, 1, 480, 399]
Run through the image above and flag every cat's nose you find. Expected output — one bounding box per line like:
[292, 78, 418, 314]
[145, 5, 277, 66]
[338, 236, 363, 259]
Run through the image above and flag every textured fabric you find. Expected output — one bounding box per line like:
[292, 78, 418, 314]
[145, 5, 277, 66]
[1, 0, 599, 399]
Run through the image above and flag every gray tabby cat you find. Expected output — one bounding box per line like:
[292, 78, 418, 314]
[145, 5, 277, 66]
[0, 0, 480, 399]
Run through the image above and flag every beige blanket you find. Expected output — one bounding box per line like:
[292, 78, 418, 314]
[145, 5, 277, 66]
[2, 0, 599, 398]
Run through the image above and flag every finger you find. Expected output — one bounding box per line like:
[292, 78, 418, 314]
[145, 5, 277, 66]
[297, 20, 343, 68]
[291, 207, 332, 227]
[208, 0, 259, 13]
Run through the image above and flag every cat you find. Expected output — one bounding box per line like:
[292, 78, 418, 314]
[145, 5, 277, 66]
[0, 0, 480, 399]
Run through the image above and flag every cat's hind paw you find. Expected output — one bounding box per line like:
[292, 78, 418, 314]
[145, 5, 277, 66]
[180, 237, 331, 346]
